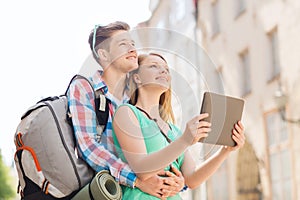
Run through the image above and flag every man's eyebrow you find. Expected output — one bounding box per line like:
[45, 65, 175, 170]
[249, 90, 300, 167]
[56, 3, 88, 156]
[116, 38, 135, 43]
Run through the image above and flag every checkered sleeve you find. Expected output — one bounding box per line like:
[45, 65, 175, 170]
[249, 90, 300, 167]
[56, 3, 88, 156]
[67, 78, 136, 187]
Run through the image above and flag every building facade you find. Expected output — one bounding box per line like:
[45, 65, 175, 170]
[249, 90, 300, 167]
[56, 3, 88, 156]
[139, 0, 300, 199]
[198, 0, 300, 199]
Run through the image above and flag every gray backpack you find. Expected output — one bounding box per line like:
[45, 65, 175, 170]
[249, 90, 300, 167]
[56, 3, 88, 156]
[14, 75, 109, 200]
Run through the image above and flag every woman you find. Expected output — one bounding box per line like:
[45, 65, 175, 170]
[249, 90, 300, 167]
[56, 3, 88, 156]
[112, 53, 245, 199]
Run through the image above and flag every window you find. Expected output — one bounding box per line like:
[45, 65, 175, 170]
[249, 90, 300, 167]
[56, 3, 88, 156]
[239, 49, 251, 96]
[265, 111, 292, 199]
[215, 66, 224, 93]
[267, 28, 280, 81]
[170, 0, 186, 22]
[235, 0, 246, 17]
[211, 0, 220, 37]
[269, 150, 292, 200]
[266, 111, 288, 146]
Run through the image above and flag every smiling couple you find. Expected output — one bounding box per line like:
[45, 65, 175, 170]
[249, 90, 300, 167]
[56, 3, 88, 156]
[67, 21, 245, 200]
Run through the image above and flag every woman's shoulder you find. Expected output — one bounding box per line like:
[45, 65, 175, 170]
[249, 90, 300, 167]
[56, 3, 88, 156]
[117, 103, 137, 111]
[115, 103, 140, 118]
[113, 104, 146, 127]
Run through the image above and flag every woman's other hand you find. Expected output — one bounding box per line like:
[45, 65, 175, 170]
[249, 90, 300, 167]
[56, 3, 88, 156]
[224, 121, 245, 151]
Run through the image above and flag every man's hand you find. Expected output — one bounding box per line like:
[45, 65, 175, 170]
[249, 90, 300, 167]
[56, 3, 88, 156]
[135, 167, 185, 199]
[135, 174, 168, 198]
[164, 165, 185, 197]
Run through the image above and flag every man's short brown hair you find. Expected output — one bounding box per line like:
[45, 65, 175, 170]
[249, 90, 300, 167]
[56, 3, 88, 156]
[88, 21, 130, 61]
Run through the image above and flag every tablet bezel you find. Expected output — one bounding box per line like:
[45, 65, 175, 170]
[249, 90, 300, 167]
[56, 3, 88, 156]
[199, 92, 244, 147]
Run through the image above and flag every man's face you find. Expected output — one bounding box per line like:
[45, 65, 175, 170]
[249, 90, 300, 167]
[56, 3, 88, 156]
[107, 30, 138, 73]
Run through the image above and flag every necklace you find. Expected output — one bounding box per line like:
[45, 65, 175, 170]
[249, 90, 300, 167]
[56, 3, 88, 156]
[135, 106, 172, 143]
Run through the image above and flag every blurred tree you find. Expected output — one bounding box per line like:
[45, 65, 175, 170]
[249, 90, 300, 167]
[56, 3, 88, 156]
[0, 151, 15, 200]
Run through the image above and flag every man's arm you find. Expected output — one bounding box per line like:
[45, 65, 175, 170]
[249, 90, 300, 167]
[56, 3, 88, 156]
[67, 78, 136, 187]
[68, 78, 184, 197]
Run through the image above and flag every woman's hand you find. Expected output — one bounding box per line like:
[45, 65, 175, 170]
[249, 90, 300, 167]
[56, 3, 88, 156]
[224, 121, 245, 151]
[181, 113, 211, 145]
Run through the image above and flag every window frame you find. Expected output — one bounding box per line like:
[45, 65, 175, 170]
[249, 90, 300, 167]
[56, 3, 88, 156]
[266, 27, 281, 83]
[239, 48, 252, 97]
[264, 109, 293, 199]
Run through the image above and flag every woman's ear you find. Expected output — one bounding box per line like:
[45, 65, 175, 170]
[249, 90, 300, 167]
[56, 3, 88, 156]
[133, 74, 142, 84]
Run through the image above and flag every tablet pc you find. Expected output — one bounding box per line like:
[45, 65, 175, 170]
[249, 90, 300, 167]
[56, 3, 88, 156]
[199, 92, 244, 147]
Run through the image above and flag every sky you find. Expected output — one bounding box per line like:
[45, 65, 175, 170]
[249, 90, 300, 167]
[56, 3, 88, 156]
[0, 0, 151, 165]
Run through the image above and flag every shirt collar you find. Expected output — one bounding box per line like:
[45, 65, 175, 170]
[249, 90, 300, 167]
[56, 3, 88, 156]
[90, 70, 130, 104]
[91, 70, 108, 94]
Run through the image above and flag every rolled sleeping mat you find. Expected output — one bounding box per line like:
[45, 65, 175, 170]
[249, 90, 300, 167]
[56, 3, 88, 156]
[72, 170, 122, 200]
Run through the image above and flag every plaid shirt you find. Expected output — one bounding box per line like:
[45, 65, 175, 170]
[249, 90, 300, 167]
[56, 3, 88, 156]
[67, 70, 136, 187]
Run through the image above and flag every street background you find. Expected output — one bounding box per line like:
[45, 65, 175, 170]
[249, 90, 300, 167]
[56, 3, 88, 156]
[1, 0, 300, 199]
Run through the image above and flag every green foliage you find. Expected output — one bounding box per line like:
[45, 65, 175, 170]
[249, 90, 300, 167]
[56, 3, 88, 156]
[0, 151, 15, 200]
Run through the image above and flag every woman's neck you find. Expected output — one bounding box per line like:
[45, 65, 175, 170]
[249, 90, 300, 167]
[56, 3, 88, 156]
[102, 68, 127, 100]
[135, 89, 161, 119]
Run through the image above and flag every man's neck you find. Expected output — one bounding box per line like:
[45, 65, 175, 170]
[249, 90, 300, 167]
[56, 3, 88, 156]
[101, 69, 127, 100]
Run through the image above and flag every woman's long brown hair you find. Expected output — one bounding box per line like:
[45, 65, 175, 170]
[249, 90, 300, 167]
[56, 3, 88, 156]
[128, 53, 175, 123]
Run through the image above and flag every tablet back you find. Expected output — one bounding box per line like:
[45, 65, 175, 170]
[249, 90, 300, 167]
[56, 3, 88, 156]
[199, 92, 244, 147]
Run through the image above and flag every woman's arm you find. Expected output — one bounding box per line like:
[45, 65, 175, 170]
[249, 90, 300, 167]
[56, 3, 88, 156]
[181, 147, 230, 189]
[181, 121, 245, 189]
[112, 105, 210, 180]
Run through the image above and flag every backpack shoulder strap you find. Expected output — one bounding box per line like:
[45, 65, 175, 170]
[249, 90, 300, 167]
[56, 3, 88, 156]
[66, 74, 110, 139]
[64, 74, 91, 96]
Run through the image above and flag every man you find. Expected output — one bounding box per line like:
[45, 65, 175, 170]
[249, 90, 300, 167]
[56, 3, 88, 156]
[67, 21, 184, 198]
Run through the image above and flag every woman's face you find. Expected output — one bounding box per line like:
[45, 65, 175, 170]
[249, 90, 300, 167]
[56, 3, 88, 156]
[135, 55, 171, 91]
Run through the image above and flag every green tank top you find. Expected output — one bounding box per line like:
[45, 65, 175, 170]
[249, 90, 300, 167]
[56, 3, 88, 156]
[112, 103, 184, 200]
